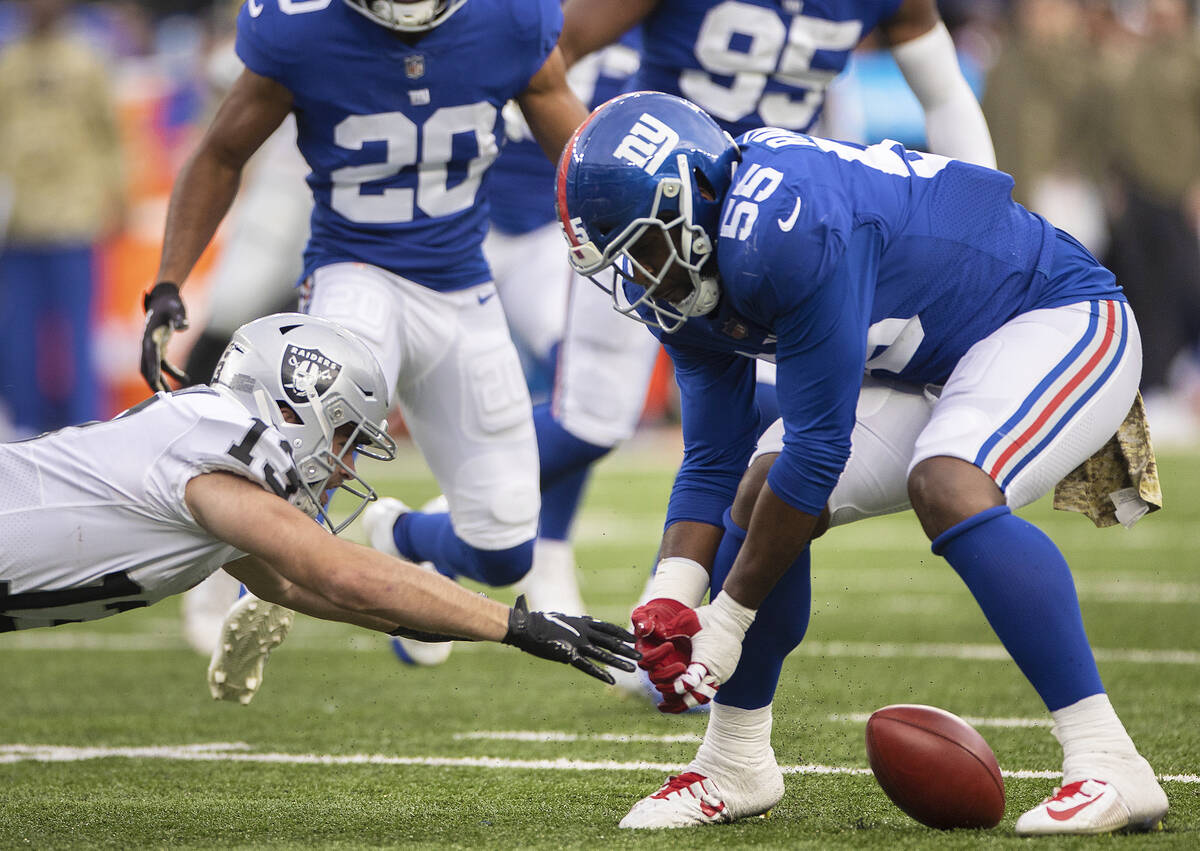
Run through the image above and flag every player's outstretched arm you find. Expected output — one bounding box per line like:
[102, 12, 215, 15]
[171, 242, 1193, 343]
[881, 0, 996, 168]
[141, 69, 293, 391]
[187, 472, 638, 681]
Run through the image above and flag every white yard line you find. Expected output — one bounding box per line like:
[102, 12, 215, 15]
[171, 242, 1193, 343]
[828, 713, 1053, 728]
[0, 742, 1196, 784]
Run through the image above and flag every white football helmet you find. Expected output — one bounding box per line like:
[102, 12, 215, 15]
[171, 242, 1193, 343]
[212, 313, 397, 533]
[342, 0, 468, 32]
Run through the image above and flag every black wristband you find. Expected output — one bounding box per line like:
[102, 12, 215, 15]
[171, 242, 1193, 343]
[143, 281, 181, 312]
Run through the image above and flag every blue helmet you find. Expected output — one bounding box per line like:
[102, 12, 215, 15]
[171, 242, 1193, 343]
[343, 0, 468, 32]
[556, 92, 738, 332]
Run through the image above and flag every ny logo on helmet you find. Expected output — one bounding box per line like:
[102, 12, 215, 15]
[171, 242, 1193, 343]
[281, 345, 342, 405]
[613, 113, 679, 174]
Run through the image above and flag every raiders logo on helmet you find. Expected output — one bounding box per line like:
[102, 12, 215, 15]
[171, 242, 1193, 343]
[281, 345, 342, 405]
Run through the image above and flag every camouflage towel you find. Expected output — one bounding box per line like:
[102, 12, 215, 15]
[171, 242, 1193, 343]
[1053, 392, 1162, 528]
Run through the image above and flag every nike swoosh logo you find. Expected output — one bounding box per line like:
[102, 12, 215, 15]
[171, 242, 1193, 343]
[777, 197, 802, 232]
[248, 0, 264, 16]
[544, 613, 580, 638]
[477, 291, 496, 305]
[1047, 792, 1104, 821]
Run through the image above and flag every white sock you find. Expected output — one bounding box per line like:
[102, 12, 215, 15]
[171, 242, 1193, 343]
[690, 702, 776, 780]
[515, 538, 586, 616]
[1051, 694, 1140, 780]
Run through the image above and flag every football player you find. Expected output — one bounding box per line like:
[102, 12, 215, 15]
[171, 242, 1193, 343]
[1, 314, 638, 699]
[508, 0, 998, 640]
[139, 0, 590, 664]
[555, 92, 1167, 834]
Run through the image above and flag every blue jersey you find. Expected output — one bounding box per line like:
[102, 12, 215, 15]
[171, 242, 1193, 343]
[488, 30, 641, 236]
[637, 0, 903, 137]
[629, 131, 1121, 524]
[236, 0, 561, 290]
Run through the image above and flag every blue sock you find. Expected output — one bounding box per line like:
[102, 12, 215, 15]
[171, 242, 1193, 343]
[710, 509, 812, 710]
[539, 464, 591, 541]
[534, 402, 611, 486]
[393, 512, 534, 587]
[933, 505, 1104, 711]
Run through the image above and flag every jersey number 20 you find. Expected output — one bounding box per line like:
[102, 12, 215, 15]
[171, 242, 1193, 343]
[330, 105, 498, 223]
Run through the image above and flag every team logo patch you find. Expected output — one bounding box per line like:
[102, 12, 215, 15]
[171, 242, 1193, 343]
[281, 345, 341, 404]
[405, 54, 425, 79]
[613, 112, 679, 174]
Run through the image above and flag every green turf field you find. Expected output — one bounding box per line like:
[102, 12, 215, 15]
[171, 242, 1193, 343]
[2, 436, 1197, 848]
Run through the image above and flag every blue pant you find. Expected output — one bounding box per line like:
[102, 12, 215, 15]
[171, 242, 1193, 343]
[0, 244, 99, 433]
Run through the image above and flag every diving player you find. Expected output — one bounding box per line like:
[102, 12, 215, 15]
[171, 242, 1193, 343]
[2, 314, 638, 698]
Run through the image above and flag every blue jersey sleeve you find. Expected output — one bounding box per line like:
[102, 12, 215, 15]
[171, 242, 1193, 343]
[235, 1, 287, 83]
[765, 225, 883, 515]
[663, 341, 760, 529]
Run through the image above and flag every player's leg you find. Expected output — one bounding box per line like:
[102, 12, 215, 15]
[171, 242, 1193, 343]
[622, 378, 935, 828]
[353, 270, 540, 587]
[907, 299, 1166, 834]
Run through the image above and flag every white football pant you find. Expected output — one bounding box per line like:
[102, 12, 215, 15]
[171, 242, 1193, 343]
[303, 262, 540, 550]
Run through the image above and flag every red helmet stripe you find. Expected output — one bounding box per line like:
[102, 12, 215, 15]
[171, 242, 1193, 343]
[556, 107, 603, 246]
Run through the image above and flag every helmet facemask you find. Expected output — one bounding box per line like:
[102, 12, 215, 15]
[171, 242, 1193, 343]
[272, 391, 397, 535]
[342, 0, 468, 32]
[580, 154, 721, 333]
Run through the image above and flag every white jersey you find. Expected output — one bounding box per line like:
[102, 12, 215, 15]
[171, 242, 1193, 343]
[0, 387, 305, 631]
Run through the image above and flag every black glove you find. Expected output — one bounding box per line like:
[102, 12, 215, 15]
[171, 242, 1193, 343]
[141, 281, 190, 392]
[502, 595, 640, 684]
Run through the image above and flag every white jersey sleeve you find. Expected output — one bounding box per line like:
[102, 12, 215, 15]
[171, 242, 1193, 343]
[0, 388, 309, 632]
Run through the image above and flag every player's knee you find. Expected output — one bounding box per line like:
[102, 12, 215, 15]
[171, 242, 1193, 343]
[462, 538, 535, 587]
[908, 456, 1005, 540]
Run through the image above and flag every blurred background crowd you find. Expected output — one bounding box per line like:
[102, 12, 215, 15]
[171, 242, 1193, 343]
[1, 0, 1198, 444]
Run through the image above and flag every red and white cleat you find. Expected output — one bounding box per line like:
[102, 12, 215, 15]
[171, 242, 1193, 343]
[1016, 772, 1168, 835]
[619, 773, 734, 829]
[618, 764, 783, 829]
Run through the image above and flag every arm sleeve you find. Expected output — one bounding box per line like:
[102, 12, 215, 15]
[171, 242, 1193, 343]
[890, 21, 996, 168]
[765, 225, 883, 515]
[663, 342, 760, 529]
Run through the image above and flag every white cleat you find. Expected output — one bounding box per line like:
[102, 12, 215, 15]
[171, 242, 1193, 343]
[207, 594, 294, 705]
[618, 766, 783, 829]
[1016, 761, 1168, 835]
[365, 495, 454, 666]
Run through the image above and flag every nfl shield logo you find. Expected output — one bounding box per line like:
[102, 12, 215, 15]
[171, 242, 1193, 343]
[281, 344, 342, 405]
[405, 54, 425, 80]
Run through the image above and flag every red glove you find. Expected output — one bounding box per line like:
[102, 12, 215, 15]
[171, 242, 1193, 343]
[631, 598, 704, 714]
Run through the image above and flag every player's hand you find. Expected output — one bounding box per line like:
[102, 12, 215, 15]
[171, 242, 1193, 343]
[631, 598, 699, 685]
[502, 595, 640, 684]
[141, 281, 190, 391]
[657, 593, 756, 714]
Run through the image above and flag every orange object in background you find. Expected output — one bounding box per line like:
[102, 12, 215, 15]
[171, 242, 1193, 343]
[92, 63, 219, 417]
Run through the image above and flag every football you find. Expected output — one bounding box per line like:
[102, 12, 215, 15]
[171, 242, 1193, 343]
[865, 704, 1006, 830]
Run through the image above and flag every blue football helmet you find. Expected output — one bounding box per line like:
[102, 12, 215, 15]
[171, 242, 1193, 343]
[343, 0, 468, 32]
[557, 91, 738, 332]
